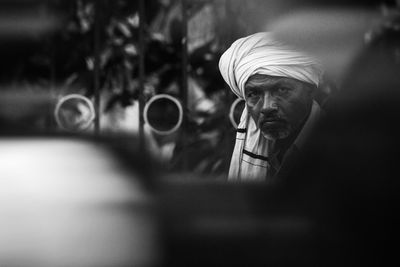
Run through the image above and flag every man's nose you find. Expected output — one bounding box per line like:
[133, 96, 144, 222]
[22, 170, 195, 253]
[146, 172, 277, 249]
[261, 92, 278, 111]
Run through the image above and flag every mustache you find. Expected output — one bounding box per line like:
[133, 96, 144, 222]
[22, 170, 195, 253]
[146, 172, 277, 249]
[260, 111, 284, 122]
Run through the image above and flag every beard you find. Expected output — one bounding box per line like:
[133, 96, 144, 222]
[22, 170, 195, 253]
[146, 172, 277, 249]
[259, 120, 291, 141]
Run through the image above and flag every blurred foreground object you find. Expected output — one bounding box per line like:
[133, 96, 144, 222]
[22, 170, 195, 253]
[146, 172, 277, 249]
[0, 137, 159, 267]
[267, 1, 391, 83]
[279, 9, 400, 265]
[159, 178, 318, 266]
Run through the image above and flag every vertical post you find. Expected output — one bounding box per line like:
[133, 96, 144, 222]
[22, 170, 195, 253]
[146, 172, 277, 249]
[49, 40, 56, 131]
[181, 0, 189, 170]
[224, 0, 236, 164]
[47, 0, 56, 132]
[138, 0, 146, 150]
[93, 0, 101, 135]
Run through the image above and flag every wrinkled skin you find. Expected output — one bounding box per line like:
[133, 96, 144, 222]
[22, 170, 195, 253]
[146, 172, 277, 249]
[244, 74, 315, 141]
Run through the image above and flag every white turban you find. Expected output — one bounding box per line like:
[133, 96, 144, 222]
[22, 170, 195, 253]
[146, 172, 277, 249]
[219, 32, 322, 99]
[219, 32, 323, 182]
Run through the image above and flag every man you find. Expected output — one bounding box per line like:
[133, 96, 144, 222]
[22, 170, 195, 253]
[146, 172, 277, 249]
[219, 32, 323, 181]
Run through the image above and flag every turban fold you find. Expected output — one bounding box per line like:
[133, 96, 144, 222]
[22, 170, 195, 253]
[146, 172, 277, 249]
[219, 32, 322, 99]
[219, 32, 323, 181]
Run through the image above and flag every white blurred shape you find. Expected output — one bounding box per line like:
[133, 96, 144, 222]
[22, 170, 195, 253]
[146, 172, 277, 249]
[0, 139, 158, 267]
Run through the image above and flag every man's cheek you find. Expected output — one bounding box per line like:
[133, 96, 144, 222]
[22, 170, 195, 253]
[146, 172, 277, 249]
[247, 105, 260, 123]
[286, 99, 310, 125]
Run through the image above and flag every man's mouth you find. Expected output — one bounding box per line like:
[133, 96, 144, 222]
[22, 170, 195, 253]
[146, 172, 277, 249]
[260, 118, 286, 131]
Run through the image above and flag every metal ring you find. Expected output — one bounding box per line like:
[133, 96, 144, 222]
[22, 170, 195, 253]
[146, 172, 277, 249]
[229, 98, 245, 129]
[143, 94, 183, 135]
[54, 94, 95, 132]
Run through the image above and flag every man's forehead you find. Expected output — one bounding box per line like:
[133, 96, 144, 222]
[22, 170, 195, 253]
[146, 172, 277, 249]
[245, 74, 305, 89]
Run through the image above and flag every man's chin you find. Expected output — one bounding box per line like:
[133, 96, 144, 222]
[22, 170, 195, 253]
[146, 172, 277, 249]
[261, 130, 290, 141]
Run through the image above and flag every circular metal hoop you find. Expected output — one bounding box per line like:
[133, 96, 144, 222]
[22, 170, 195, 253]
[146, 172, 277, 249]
[54, 94, 95, 132]
[229, 98, 245, 129]
[143, 94, 183, 135]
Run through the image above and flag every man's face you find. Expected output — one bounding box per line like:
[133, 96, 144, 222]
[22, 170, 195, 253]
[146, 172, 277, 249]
[244, 74, 315, 141]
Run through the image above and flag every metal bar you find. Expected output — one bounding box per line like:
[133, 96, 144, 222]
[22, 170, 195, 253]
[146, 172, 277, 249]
[93, 0, 101, 135]
[49, 38, 56, 131]
[181, 0, 189, 170]
[138, 0, 146, 150]
[224, 0, 236, 162]
[47, 0, 56, 132]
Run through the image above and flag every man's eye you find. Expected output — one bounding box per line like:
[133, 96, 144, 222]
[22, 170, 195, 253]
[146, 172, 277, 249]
[247, 91, 257, 98]
[278, 87, 290, 94]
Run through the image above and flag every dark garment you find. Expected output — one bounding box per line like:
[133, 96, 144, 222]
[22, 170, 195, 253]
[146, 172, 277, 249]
[268, 145, 301, 182]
